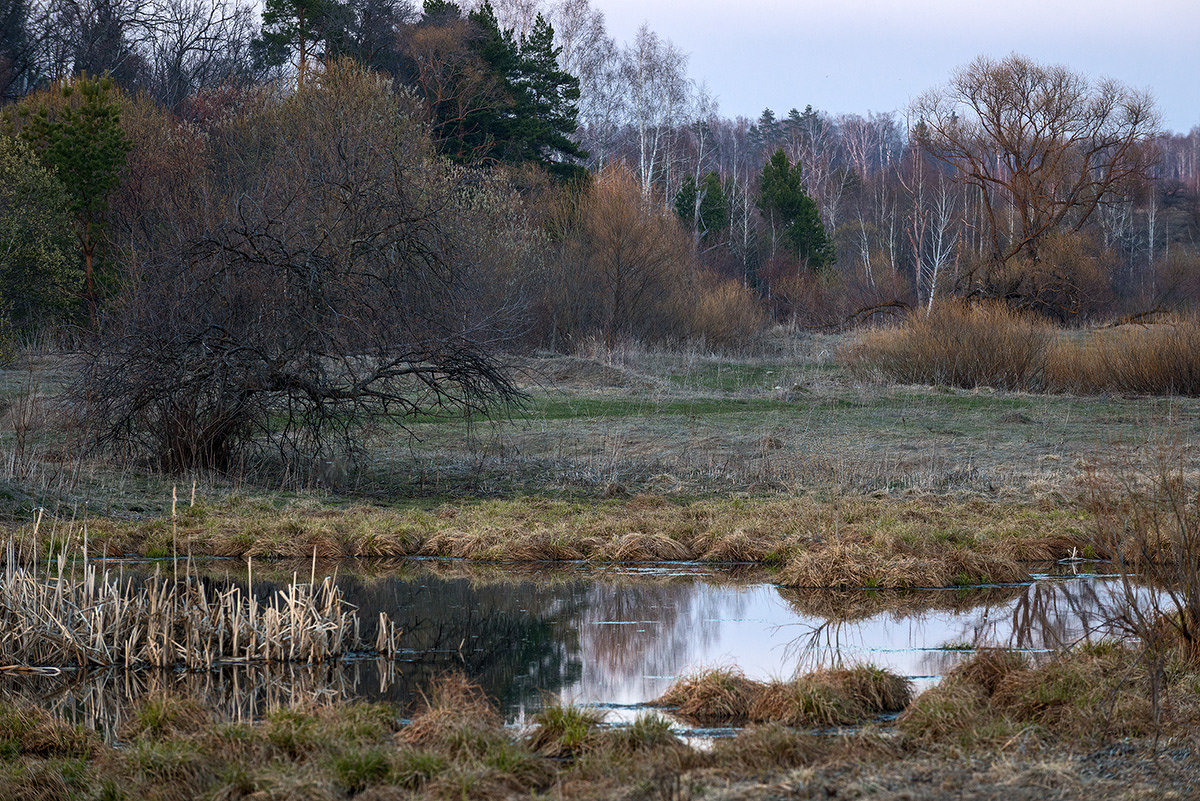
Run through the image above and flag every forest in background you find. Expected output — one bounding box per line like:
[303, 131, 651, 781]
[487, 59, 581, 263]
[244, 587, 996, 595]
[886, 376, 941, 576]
[0, 0, 1197, 472]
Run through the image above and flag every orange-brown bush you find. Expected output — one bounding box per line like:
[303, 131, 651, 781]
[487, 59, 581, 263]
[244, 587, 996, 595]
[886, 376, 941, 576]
[841, 299, 1052, 390]
[687, 277, 767, 348]
[540, 165, 766, 350]
[847, 302, 1200, 397]
[1047, 317, 1200, 396]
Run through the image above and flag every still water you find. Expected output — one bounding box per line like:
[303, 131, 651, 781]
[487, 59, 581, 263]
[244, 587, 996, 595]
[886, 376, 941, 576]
[4, 560, 1134, 737]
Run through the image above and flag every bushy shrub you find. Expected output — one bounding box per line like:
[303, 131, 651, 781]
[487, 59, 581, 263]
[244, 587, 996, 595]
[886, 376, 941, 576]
[1047, 317, 1200, 396]
[76, 61, 523, 473]
[842, 300, 1052, 390]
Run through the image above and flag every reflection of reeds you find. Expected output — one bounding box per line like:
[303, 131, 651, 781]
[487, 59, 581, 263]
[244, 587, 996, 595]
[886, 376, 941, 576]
[1, 661, 392, 742]
[0, 538, 400, 669]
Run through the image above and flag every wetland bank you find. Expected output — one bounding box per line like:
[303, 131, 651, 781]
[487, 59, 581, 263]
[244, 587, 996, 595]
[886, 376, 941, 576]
[2, 339, 1200, 800]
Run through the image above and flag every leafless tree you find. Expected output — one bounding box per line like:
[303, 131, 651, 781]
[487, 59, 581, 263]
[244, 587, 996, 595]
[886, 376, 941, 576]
[142, 0, 255, 111]
[619, 23, 689, 202]
[76, 62, 524, 473]
[911, 54, 1160, 267]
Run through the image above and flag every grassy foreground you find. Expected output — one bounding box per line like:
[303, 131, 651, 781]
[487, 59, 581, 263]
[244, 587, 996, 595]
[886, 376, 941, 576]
[4, 644, 1198, 801]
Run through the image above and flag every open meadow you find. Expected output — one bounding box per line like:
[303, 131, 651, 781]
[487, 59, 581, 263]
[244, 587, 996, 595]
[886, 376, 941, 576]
[2, 329, 1200, 800]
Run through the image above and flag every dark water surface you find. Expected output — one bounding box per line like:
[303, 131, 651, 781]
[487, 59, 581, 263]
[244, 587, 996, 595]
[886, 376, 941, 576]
[3, 560, 1137, 738]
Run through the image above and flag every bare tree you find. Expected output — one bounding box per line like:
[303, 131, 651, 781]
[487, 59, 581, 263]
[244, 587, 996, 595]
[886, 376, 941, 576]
[550, 0, 619, 168]
[620, 23, 689, 201]
[912, 54, 1159, 268]
[142, 0, 255, 111]
[77, 61, 523, 473]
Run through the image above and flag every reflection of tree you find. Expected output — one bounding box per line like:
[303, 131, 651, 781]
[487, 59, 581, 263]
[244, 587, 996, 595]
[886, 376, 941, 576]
[777, 586, 1026, 672]
[336, 574, 591, 716]
[774, 581, 1151, 678]
[572, 579, 752, 701]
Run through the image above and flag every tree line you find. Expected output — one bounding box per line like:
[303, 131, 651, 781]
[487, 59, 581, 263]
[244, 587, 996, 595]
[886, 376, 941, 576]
[0, 0, 1197, 473]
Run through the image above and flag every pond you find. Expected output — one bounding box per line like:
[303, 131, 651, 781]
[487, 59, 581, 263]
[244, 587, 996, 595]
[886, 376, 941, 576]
[2, 560, 1138, 739]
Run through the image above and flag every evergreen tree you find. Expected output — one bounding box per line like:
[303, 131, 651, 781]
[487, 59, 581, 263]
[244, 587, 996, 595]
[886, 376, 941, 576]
[22, 74, 130, 326]
[514, 13, 586, 181]
[758, 149, 833, 269]
[756, 107, 778, 149]
[674, 171, 727, 244]
[433, 2, 584, 179]
[255, 0, 336, 85]
[420, 0, 458, 23]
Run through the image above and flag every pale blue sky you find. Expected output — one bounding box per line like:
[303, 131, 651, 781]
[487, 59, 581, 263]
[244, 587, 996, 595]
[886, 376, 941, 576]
[593, 0, 1199, 132]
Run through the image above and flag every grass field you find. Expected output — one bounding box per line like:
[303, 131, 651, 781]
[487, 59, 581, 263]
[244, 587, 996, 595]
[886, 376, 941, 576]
[0, 333, 1194, 586]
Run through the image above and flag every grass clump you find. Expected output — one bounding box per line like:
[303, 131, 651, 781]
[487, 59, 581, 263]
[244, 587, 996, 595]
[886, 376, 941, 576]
[611, 713, 683, 754]
[654, 665, 911, 728]
[709, 723, 826, 776]
[651, 667, 760, 726]
[527, 704, 605, 758]
[748, 667, 912, 727]
[398, 673, 504, 757]
[118, 694, 211, 740]
[778, 540, 1027, 589]
[898, 644, 1200, 748]
[0, 703, 98, 760]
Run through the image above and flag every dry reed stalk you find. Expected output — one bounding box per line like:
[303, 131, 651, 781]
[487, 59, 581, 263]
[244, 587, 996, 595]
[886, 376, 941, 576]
[0, 537, 402, 670]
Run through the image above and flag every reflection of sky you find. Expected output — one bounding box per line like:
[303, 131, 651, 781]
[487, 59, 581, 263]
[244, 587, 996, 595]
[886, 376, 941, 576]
[553, 575, 1143, 717]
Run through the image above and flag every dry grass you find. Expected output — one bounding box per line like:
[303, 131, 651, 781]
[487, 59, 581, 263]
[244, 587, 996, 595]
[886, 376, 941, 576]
[898, 643, 1200, 748]
[653, 665, 911, 728]
[57, 493, 1091, 590]
[777, 540, 1027, 589]
[1048, 318, 1200, 396]
[747, 667, 912, 727]
[708, 723, 827, 775]
[527, 704, 605, 758]
[0, 659, 1196, 800]
[397, 673, 503, 755]
[0, 537, 399, 669]
[843, 300, 1052, 391]
[650, 667, 761, 726]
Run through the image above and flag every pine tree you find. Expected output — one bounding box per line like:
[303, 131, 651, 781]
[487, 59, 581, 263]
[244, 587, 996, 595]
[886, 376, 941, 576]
[444, 3, 584, 179]
[256, 0, 337, 86]
[758, 149, 833, 269]
[22, 74, 130, 327]
[514, 14, 586, 181]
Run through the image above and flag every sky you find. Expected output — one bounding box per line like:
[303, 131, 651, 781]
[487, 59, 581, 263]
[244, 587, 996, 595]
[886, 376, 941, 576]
[590, 0, 1200, 133]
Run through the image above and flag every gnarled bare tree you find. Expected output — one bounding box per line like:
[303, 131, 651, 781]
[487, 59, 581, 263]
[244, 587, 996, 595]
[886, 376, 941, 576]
[76, 61, 526, 474]
[912, 54, 1160, 268]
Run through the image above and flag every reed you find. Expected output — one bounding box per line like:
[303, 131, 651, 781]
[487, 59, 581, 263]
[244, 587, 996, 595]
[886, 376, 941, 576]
[0, 538, 401, 670]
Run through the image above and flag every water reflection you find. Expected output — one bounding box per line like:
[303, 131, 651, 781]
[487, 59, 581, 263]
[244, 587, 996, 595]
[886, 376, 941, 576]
[0, 562, 1145, 736]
